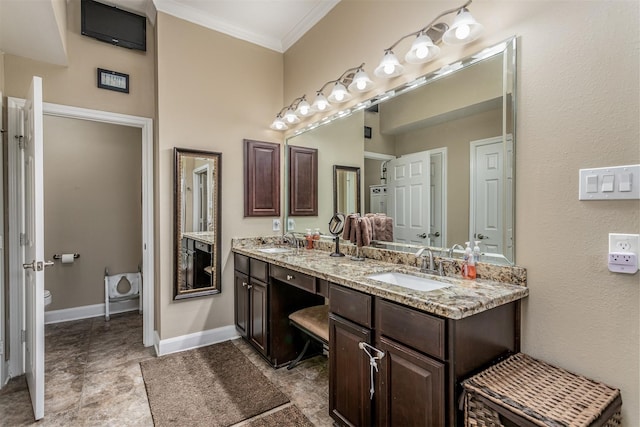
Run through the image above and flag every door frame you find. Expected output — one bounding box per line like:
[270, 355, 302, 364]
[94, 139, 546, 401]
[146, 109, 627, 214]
[6, 99, 155, 379]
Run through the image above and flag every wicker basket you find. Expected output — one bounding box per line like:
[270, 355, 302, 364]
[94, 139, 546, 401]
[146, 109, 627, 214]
[462, 353, 622, 427]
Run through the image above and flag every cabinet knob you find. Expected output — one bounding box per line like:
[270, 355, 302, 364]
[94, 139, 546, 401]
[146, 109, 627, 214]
[286, 274, 294, 281]
[247, 284, 253, 289]
[242, 282, 247, 287]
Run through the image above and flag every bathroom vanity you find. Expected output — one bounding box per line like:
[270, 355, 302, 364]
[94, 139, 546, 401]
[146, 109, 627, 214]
[232, 239, 528, 427]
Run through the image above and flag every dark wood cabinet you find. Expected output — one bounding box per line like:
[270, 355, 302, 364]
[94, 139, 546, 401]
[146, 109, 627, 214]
[376, 336, 445, 427]
[288, 145, 318, 216]
[329, 314, 372, 427]
[244, 139, 280, 217]
[233, 271, 249, 338]
[233, 254, 324, 367]
[329, 284, 374, 427]
[327, 283, 519, 427]
[248, 278, 269, 357]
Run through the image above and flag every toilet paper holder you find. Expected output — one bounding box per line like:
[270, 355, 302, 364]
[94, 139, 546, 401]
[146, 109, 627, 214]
[53, 253, 80, 260]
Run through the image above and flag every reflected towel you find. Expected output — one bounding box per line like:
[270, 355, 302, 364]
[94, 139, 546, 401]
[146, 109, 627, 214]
[360, 217, 372, 247]
[343, 213, 359, 243]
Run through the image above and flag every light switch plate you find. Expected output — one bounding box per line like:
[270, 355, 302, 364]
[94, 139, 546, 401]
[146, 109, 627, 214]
[287, 218, 296, 230]
[579, 164, 640, 200]
[272, 219, 281, 231]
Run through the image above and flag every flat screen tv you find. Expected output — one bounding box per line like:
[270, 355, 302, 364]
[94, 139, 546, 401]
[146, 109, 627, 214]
[81, 0, 146, 51]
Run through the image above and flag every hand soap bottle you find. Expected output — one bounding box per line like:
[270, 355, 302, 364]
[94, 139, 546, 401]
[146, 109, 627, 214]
[462, 242, 472, 278]
[305, 229, 313, 250]
[467, 243, 477, 280]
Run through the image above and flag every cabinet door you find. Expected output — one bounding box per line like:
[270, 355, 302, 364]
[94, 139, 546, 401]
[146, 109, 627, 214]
[377, 336, 445, 427]
[234, 271, 249, 338]
[244, 139, 280, 217]
[288, 145, 318, 216]
[248, 279, 269, 357]
[329, 314, 372, 427]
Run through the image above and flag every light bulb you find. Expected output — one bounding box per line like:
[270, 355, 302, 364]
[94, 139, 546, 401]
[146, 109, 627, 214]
[356, 80, 366, 90]
[455, 24, 471, 40]
[383, 63, 395, 75]
[299, 105, 309, 115]
[317, 100, 327, 111]
[335, 92, 344, 101]
[415, 45, 429, 59]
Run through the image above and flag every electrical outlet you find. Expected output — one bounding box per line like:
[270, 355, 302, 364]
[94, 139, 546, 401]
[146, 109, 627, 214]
[272, 219, 281, 231]
[608, 233, 640, 253]
[287, 218, 296, 230]
[608, 252, 638, 274]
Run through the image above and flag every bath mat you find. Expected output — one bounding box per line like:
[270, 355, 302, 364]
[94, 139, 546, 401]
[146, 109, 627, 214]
[140, 341, 289, 427]
[244, 404, 314, 427]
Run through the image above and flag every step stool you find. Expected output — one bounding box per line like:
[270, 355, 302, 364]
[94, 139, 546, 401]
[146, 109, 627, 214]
[461, 353, 622, 427]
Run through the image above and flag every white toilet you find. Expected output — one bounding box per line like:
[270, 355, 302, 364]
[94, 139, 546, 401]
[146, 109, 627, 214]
[44, 289, 52, 307]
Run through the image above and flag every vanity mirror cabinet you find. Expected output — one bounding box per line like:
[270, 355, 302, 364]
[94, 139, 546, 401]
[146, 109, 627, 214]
[174, 148, 222, 300]
[284, 37, 517, 266]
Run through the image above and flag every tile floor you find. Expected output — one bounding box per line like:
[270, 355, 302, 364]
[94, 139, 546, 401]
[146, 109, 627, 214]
[0, 312, 331, 427]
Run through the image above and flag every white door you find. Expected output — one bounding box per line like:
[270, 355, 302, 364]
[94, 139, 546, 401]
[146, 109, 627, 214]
[429, 150, 446, 248]
[387, 151, 430, 246]
[21, 76, 46, 420]
[470, 136, 511, 256]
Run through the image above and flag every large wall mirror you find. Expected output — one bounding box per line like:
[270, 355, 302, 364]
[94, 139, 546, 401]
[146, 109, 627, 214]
[174, 148, 222, 300]
[285, 37, 516, 265]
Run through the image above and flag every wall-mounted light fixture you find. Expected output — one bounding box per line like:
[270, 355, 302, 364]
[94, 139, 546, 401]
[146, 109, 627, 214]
[270, 0, 483, 131]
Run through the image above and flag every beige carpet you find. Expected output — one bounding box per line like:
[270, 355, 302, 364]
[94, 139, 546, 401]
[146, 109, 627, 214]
[140, 341, 290, 427]
[244, 405, 314, 427]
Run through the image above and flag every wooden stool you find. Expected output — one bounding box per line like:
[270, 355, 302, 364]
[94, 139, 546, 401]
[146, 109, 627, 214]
[287, 305, 329, 370]
[461, 353, 622, 427]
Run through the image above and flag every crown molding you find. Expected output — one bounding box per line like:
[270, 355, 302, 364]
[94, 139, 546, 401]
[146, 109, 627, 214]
[153, 0, 339, 53]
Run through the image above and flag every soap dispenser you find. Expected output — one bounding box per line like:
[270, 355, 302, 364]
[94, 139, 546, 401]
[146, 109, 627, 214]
[467, 243, 477, 280]
[463, 242, 472, 278]
[473, 241, 482, 264]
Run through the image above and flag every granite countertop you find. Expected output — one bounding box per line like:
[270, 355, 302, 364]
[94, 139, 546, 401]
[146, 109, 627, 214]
[232, 244, 529, 320]
[182, 232, 216, 245]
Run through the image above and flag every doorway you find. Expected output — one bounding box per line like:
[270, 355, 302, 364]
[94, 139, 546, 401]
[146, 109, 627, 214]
[3, 99, 154, 389]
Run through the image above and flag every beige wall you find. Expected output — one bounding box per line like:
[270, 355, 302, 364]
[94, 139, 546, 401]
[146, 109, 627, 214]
[155, 12, 284, 339]
[3, 0, 155, 119]
[284, 1, 639, 425]
[43, 116, 142, 310]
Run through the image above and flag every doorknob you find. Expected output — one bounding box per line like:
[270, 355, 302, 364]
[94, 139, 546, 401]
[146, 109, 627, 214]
[475, 233, 489, 240]
[416, 233, 427, 239]
[428, 231, 441, 238]
[22, 260, 54, 271]
[23, 260, 38, 270]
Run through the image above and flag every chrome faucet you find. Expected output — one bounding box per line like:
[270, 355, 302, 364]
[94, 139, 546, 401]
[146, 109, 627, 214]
[283, 232, 299, 254]
[448, 243, 465, 258]
[415, 247, 437, 274]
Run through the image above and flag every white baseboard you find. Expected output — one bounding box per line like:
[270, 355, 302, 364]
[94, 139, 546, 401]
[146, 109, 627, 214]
[44, 300, 140, 324]
[155, 325, 239, 356]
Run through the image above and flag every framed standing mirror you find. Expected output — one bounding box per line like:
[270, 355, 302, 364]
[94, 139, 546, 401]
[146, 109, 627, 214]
[333, 165, 361, 215]
[174, 148, 222, 300]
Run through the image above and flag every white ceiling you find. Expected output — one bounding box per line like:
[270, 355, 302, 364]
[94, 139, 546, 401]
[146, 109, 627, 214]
[0, 0, 339, 67]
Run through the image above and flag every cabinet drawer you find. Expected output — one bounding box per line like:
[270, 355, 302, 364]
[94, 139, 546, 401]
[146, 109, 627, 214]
[234, 253, 249, 275]
[270, 265, 315, 292]
[250, 258, 269, 282]
[376, 299, 445, 360]
[329, 284, 372, 328]
[194, 240, 211, 253]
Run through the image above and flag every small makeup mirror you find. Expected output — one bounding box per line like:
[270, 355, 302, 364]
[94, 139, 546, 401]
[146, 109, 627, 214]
[328, 213, 346, 257]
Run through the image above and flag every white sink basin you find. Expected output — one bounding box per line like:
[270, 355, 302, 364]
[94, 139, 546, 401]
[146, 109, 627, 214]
[257, 247, 292, 254]
[366, 272, 451, 292]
